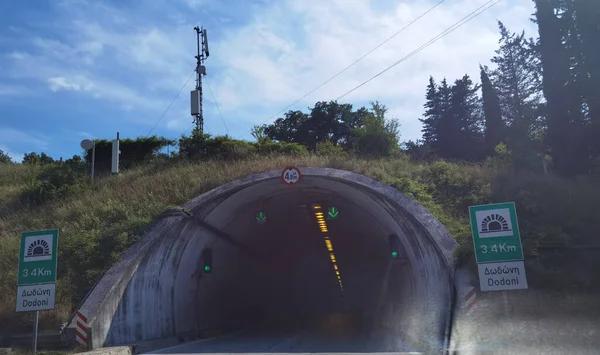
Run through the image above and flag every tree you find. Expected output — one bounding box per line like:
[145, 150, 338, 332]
[419, 75, 483, 161]
[40, 153, 55, 165]
[433, 78, 454, 156]
[354, 101, 401, 157]
[534, 0, 589, 175]
[402, 140, 435, 161]
[65, 154, 86, 173]
[436, 75, 483, 161]
[309, 101, 352, 148]
[85, 136, 174, 172]
[251, 125, 267, 142]
[178, 128, 212, 160]
[490, 21, 545, 170]
[23, 152, 54, 165]
[0, 149, 12, 164]
[23, 152, 40, 164]
[480, 65, 505, 156]
[263, 101, 370, 151]
[420, 77, 452, 156]
[264, 110, 311, 145]
[491, 22, 543, 138]
[572, 0, 600, 156]
[420, 76, 442, 145]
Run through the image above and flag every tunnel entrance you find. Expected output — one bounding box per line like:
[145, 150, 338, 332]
[69, 167, 458, 353]
[190, 185, 411, 339]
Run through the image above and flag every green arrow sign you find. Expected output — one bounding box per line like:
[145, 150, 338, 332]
[255, 211, 267, 223]
[469, 202, 524, 263]
[17, 229, 59, 286]
[328, 207, 339, 219]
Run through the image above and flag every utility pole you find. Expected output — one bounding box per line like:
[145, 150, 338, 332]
[191, 26, 210, 133]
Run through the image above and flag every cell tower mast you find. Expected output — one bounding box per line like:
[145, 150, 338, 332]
[190, 26, 210, 133]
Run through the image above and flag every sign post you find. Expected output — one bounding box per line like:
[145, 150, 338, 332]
[32, 310, 39, 353]
[16, 229, 59, 353]
[469, 202, 528, 292]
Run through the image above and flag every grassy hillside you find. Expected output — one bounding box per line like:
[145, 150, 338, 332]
[1, 154, 599, 333]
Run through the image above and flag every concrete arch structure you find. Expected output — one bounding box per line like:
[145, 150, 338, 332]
[67, 167, 460, 352]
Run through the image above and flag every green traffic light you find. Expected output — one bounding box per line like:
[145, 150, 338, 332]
[391, 251, 399, 258]
[204, 265, 211, 272]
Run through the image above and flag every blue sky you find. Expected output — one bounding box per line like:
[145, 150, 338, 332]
[0, 0, 537, 162]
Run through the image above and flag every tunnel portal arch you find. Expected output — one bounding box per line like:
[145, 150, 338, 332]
[67, 167, 459, 351]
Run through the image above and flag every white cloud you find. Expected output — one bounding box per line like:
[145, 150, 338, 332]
[1, 0, 538, 142]
[48, 76, 93, 92]
[210, 0, 538, 140]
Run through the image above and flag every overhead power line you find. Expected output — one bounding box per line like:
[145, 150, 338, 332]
[239, 0, 446, 138]
[147, 70, 195, 136]
[335, 0, 503, 101]
[205, 77, 229, 136]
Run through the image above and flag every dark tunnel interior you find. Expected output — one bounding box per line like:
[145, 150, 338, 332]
[191, 185, 415, 348]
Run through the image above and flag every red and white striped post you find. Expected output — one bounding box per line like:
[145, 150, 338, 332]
[74, 311, 89, 348]
[463, 286, 477, 316]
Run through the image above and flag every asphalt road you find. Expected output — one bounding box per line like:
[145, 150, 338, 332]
[146, 314, 418, 354]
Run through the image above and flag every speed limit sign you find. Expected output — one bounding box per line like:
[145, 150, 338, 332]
[281, 166, 301, 185]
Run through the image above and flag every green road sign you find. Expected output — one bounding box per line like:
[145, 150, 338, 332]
[327, 206, 339, 219]
[17, 230, 59, 285]
[255, 211, 267, 224]
[469, 202, 524, 263]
